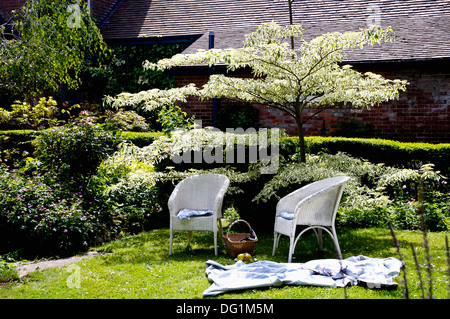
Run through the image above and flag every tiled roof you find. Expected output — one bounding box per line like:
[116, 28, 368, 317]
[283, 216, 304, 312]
[101, 0, 450, 62]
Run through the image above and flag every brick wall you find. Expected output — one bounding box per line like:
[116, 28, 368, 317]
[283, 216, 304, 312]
[302, 62, 450, 142]
[174, 61, 450, 143]
[175, 75, 214, 127]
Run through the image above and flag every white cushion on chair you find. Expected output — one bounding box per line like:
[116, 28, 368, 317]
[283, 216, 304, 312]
[177, 208, 213, 220]
[280, 211, 294, 220]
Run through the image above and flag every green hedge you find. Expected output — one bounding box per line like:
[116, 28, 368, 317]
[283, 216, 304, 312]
[0, 130, 164, 145]
[0, 130, 164, 165]
[1, 130, 449, 174]
[278, 136, 450, 175]
[118, 131, 164, 147]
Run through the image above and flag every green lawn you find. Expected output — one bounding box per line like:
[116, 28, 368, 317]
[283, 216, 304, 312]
[1, 227, 448, 299]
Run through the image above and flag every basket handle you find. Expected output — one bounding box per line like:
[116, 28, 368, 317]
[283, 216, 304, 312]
[226, 219, 257, 243]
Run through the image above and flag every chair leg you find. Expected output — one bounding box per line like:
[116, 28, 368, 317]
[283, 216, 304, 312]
[169, 229, 174, 255]
[288, 236, 295, 263]
[331, 227, 342, 260]
[213, 228, 218, 256]
[214, 235, 218, 256]
[218, 219, 224, 245]
[272, 232, 279, 256]
[316, 228, 323, 251]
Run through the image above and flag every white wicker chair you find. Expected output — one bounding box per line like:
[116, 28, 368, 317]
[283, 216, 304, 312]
[168, 174, 230, 255]
[272, 176, 351, 262]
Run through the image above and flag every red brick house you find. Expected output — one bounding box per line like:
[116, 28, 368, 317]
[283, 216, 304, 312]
[2, 1, 449, 142]
[99, 0, 450, 143]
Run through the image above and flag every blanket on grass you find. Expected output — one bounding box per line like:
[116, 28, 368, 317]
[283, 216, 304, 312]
[203, 255, 403, 296]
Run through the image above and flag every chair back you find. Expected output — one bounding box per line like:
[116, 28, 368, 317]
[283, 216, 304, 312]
[170, 174, 230, 212]
[295, 176, 350, 226]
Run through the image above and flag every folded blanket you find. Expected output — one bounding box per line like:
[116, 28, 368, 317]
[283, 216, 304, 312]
[177, 208, 213, 220]
[203, 255, 403, 296]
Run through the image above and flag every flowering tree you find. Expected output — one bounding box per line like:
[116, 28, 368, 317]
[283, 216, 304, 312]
[106, 22, 408, 162]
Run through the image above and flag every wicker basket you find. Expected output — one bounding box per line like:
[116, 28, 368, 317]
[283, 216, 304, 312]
[222, 219, 258, 258]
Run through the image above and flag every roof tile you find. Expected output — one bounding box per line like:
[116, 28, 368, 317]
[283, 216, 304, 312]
[101, 0, 450, 62]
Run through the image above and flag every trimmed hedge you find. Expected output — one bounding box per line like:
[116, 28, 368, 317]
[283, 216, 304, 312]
[0, 130, 164, 165]
[0, 130, 164, 145]
[118, 131, 164, 147]
[279, 136, 450, 175]
[1, 130, 449, 174]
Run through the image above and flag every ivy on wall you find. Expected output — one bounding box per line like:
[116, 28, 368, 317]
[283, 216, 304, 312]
[79, 43, 190, 105]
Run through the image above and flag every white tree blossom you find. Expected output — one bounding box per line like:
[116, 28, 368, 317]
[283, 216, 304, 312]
[108, 22, 408, 162]
[104, 84, 199, 111]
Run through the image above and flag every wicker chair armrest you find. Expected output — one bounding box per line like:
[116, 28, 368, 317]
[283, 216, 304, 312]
[212, 179, 230, 217]
[276, 188, 310, 216]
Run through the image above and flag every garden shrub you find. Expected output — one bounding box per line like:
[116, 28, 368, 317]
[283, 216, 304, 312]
[1, 124, 449, 259]
[254, 152, 442, 208]
[97, 133, 448, 232]
[387, 201, 450, 232]
[0, 260, 18, 282]
[118, 131, 164, 147]
[337, 206, 389, 228]
[103, 109, 150, 132]
[0, 165, 101, 257]
[145, 126, 283, 174]
[157, 104, 195, 134]
[337, 200, 450, 231]
[88, 144, 162, 233]
[0, 130, 35, 167]
[32, 122, 121, 187]
[302, 136, 450, 176]
[0, 97, 58, 130]
[0, 129, 162, 168]
[80, 43, 189, 104]
[89, 139, 265, 231]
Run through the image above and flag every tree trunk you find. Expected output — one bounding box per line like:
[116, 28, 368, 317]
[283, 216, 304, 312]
[294, 113, 306, 163]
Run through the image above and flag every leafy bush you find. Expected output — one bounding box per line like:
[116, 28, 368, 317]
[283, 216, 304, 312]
[302, 136, 450, 176]
[0, 166, 100, 257]
[103, 109, 150, 132]
[0, 130, 35, 167]
[2, 125, 449, 259]
[254, 152, 443, 208]
[103, 130, 448, 228]
[88, 144, 162, 233]
[118, 131, 164, 147]
[98, 133, 447, 231]
[80, 43, 188, 104]
[157, 104, 194, 134]
[89, 140, 263, 231]
[0, 97, 58, 130]
[32, 122, 121, 186]
[0, 260, 18, 282]
[0, 129, 162, 169]
[338, 200, 450, 231]
[337, 206, 389, 228]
